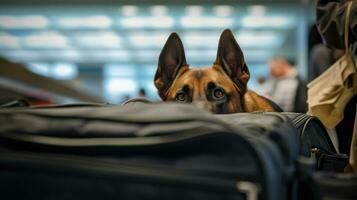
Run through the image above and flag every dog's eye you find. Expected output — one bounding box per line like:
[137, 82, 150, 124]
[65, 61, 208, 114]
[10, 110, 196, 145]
[175, 92, 186, 102]
[213, 88, 225, 99]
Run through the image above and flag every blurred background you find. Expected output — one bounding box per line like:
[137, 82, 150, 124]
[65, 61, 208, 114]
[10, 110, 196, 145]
[0, 0, 317, 105]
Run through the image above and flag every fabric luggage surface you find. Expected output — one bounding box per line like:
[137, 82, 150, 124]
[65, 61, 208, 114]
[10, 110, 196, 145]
[0, 103, 289, 200]
[282, 112, 348, 172]
[312, 172, 357, 200]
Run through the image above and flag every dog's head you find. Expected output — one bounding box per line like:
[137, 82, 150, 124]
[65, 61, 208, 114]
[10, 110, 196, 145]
[154, 29, 250, 114]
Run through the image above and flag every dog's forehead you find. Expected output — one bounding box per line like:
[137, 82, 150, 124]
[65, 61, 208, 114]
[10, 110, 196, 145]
[180, 67, 220, 81]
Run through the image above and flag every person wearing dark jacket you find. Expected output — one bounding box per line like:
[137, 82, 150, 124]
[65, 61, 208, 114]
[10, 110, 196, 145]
[316, 0, 357, 163]
[316, 0, 357, 50]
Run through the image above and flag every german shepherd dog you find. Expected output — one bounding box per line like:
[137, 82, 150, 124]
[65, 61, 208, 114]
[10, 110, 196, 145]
[154, 29, 280, 114]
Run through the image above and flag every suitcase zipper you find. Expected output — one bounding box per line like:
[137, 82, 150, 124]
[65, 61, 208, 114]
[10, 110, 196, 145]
[290, 114, 312, 129]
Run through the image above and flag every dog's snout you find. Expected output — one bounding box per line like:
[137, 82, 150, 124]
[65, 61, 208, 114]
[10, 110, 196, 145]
[192, 101, 213, 111]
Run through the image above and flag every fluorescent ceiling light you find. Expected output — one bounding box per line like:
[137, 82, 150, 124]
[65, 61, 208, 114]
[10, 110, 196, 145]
[183, 32, 220, 47]
[213, 6, 234, 17]
[185, 50, 216, 62]
[150, 5, 169, 16]
[236, 31, 283, 48]
[104, 64, 136, 77]
[242, 16, 294, 28]
[185, 6, 204, 16]
[1, 50, 81, 62]
[119, 5, 139, 16]
[244, 49, 274, 62]
[0, 15, 49, 29]
[26, 63, 50, 76]
[129, 33, 169, 47]
[23, 31, 69, 49]
[75, 31, 121, 48]
[0, 33, 21, 48]
[106, 78, 138, 93]
[136, 50, 160, 62]
[52, 63, 78, 80]
[181, 17, 233, 28]
[85, 50, 130, 62]
[57, 16, 112, 29]
[247, 5, 267, 16]
[121, 17, 174, 28]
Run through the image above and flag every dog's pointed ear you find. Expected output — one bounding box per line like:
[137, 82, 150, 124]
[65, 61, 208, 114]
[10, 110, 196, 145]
[214, 29, 250, 90]
[154, 33, 188, 99]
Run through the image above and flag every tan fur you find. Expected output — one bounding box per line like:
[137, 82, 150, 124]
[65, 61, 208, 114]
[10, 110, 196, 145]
[155, 30, 278, 113]
[243, 90, 275, 112]
[165, 65, 276, 113]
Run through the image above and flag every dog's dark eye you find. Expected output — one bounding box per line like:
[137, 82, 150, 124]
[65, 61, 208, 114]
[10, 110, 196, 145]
[175, 92, 186, 102]
[213, 88, 225, 99]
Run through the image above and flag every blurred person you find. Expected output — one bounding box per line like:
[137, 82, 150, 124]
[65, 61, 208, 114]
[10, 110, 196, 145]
[138, 88, 147, 98]
[309, 44, 345, 82]
[254, 76, 269, 96]
[264, 57, 307, 113]
[316, 0, 357, 171]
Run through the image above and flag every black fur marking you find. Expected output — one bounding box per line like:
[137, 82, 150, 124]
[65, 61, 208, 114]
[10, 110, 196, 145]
[207, 81, 216, 90]
[193, 70, 204, 81]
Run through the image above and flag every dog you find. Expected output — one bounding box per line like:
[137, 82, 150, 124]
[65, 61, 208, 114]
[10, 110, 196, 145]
[154, 29, 281, 114]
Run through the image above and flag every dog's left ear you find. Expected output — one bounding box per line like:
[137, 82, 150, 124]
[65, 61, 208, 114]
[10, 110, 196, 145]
[154, 33, 188, 100]
[214, 29, 250, 90]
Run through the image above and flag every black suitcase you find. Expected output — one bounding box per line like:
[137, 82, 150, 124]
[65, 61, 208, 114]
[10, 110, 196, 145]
[0, 103, 297, 200]
[282, 113, 348, 172]
[312, 172, 357, 200]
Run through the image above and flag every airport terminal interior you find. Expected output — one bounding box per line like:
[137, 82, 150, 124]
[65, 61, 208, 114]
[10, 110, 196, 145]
[0, 0, 315, 105]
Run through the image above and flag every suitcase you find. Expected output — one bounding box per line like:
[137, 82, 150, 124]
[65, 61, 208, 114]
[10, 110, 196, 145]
[282, 113, 348, 172]
[312, 172, 357, 200]
[0, 102, 296, 200]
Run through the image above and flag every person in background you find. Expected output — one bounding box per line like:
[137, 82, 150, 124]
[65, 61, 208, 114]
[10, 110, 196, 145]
[309, 44, 345, 82]
[316, 0, 357, 171]
[263, 57, 307, 113]
[308, 24, 346, 82]
[138, 88, 147, 98]
[316, 0, 357, 50]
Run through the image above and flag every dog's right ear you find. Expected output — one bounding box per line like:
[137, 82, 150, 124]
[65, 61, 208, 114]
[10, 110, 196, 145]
[154, 33, 188, 100]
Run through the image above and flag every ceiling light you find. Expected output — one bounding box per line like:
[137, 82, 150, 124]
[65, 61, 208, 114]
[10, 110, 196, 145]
[85, 50, 130, 62]
[121, 17, 174, 28]
[119, 5, 139, 16]
[0, 50, 81, 62]
[23, 31, 69, 48]
[213, 6, 234, 17]
[129, 33, 169, 47]
[185, 50, 216, 62]
[247, 5, 267, 16]
[0, 33, 21, 48]
[75, 31, 121, 48]
[57, 16, 112, 29]
[0, 15, 49, 29]
[150, 5, 169, 16]
[242, 16, 294, 28]
[52, 63, 78, 80]
[181, 17, 233, 28]
[104, 64, 136, 77]
[183, 32, 220, 47]
[106, 78, 138, 93]
[26, 63, 50, 76]
[236, 31, 283, 48]
[185, 6, 204, 16]
[135, 50, 161, 62]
